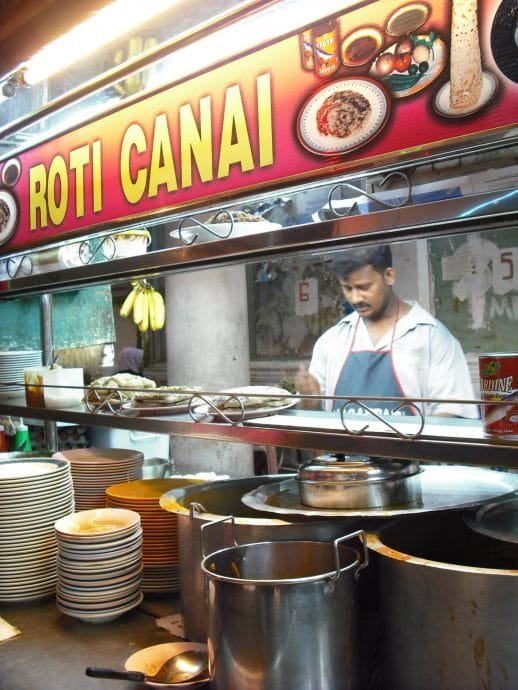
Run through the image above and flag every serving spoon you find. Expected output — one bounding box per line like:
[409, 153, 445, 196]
[86, 649, 209, 685]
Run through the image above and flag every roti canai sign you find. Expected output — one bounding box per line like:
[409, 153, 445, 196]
[0, 0, 516, 252]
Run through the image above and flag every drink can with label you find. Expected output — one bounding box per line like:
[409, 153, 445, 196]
[299, 30, 314, 70]
[478, 352, 518, 439]
[313, 19, 340, 77]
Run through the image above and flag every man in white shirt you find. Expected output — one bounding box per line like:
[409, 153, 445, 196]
[296, 244, 478, 418]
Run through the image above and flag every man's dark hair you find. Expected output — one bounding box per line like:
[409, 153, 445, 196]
[333, 244, 393, 279]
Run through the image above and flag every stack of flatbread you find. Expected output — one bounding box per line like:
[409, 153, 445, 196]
[211, 386, 293, 411]
[132, 385, 203, 407]
[84, 373, 156, 407]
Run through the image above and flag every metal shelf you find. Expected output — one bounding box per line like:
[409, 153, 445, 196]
[1, 161, 517, 469]
[1, 397, 516, 469]
[1, 187, 517, 298]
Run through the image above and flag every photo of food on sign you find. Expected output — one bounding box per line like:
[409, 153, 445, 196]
[296, 0, 501, 156]
[0, 159, 21, 246]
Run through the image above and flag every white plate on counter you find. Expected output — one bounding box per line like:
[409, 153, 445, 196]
[191, 386, 298, 422]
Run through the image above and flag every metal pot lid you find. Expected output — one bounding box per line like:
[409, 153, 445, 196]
[298, 453, 421, 484]
[464, 493, 518, 543]
[241, 466, 518, 518]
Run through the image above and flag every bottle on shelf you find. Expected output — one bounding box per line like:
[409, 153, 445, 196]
[13, 418, 32, 452]
[0, 424, 8, 452]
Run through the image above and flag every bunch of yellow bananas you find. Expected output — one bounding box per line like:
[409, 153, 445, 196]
[120, 280, 165, 332]
[111, 35, 158, 97]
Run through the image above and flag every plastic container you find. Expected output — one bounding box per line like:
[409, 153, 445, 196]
[42, 367, 84, 408]
[87, 426, 169, 459]
[24, 366, 50, 407]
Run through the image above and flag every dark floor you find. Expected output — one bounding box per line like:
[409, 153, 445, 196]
[0, 593, 183, 690]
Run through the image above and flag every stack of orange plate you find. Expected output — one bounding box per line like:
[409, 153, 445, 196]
[53, 448, 144, 511]
[105, 478, 203, 592]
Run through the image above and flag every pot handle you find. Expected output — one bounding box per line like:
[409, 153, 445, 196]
[189, 501, 208, 518]
[330, 530, 369, 582]
[200, 515, 237, 558]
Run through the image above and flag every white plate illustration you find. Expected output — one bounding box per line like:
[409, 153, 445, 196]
[0, 189, 18, 246]
[370, 37, 447, 99]
[297, 77, 390, 156]
[434, 71, 498, 118]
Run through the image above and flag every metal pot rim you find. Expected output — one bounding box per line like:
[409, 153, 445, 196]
[201, 538, 361, 585]
[366, 530, 518, 575]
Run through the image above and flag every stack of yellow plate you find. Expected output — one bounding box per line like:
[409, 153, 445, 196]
[105, 478, 203, 592]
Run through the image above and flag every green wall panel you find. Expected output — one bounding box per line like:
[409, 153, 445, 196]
[0, 286, 115, 351]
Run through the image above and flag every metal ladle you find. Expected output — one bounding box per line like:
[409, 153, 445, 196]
[86, 649, 209, 685]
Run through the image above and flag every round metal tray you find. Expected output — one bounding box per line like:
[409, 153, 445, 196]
[464, 492, 518, 543]
[241, 466, 518, 517]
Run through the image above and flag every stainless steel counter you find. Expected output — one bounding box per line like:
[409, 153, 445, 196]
[1, 398, 517, 469]
[0, 594, 182, 690]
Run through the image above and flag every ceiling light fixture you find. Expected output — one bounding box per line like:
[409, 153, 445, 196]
[20, 0, 183, 86]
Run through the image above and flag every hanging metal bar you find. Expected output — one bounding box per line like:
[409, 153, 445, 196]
[40, 293, 58, 452]
[327, 171, 412, 217]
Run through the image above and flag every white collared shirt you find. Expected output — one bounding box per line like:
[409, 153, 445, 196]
[309, 300, 479, 418]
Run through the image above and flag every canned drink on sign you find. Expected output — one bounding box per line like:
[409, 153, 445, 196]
[479, 353, 518, 439]
[313, 19, 340, 77]
[299, 29, 314, 70]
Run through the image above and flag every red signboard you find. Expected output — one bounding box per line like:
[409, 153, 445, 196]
[0, 0, 516, 252]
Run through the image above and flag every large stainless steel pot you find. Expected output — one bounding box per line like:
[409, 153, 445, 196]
[367, 510, 518, 690]
[160, 475, 373, 642]
[202, 522, 368, 690]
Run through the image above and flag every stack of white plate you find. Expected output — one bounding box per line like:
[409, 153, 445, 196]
[0, 457, 74, 603]
[0, 349, 42, 400]
[52, 448, 144, 510]
[55, 507, 144, 623]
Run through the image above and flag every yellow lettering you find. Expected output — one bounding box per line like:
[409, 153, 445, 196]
[120, 124, 147, 204]
[29, 164, 48, 230]
[217, 84, 254, 178]
[69, 144, 89, 217]
[180, 96, 213, 187]
[257, 73, 273, 167]
[47, 156, 68, 226]
[92, 140, 102, 213]
[148, 113, 178, 198]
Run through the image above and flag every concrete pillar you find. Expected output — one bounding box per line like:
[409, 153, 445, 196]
[165, 264, 254, 477]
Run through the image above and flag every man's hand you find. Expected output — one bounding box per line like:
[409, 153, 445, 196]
[294, 365, 322, 409]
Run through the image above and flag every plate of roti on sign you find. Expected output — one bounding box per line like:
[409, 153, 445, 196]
[297, 77, 390, 156]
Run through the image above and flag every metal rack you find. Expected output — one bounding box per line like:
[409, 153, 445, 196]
[0, 160, 517, 468]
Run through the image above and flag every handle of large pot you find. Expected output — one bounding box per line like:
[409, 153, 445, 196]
[200, 515, 237, 558]
[189, 501, 208, 518]
[330, 530, 369, 582]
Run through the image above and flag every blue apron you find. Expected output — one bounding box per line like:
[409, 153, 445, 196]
[332, 301, 412, 415]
